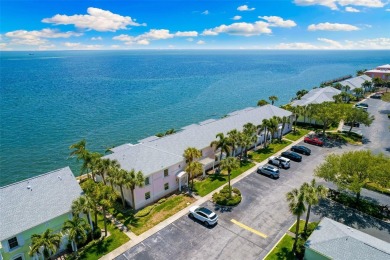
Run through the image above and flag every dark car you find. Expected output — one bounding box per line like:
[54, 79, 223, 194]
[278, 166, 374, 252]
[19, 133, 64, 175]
[371, 94, 382, 99]
[281, 151, 302, 162]
[356, 103, 368, 108]
[304, 136, 324, 146]
[291, 145, 311, 155]
[344, 122, 360, 127]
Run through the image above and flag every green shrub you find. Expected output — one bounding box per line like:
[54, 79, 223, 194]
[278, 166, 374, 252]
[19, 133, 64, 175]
[158, 198, 167, 204]
[93, 228, 102, 239]
[212, 186, 242, 206]
[135, 205, 155, 218]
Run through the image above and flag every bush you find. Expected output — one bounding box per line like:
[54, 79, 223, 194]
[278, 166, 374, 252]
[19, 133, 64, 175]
[134, 205, 155, 218]
[158, 198, 167, 204]
[93, 228, 102, 240]
[212, 186, 242, 206]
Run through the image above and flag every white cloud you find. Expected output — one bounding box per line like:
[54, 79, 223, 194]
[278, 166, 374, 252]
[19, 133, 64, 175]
[113, 29, 198, 45]
[317, 37, 343, 48]
[273, 42, 319, 49]
[175, 31, 198, 37]
[42, 7, 145, 32]
[344, 37, 390, 49]
[197, 40, 205, 45]
[237, 5, 255, 11]
[294, 0, 385, 10]
[202, 10, 209, 15]
[308, 22, 359, 31]
[232, 15, 242, 20]
[386, 8, 390, 11]
[0, 42, 8, 49]
[258, 16, 297, 27]
[187, 38, 194, 42]
[202, 21, 271, 36]
[63, 42, 103, 49]
[345, 7, 360, 12]
[5, 28, 81, 45]
[91, 36, 103, 41]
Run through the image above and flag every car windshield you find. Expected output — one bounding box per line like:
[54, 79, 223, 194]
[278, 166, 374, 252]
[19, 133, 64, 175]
[198, 207, 213, 215]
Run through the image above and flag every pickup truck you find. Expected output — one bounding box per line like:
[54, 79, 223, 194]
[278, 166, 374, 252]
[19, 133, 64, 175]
[268, 156, 291, 169]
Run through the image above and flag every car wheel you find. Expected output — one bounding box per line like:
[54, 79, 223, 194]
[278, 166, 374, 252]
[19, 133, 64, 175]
[189, 213, 194, 219]
[204, 221, 209, 227]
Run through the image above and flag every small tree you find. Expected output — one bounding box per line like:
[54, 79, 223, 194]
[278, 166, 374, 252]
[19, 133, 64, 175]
[71, 196, 94, 238]
[269, 95, 278, 105]
[302, 180, 327, 234]
[62, 216, 90, 253]
[96, 184, 117, 236]
[123, 169, 145, 210]
[315, 150, 378, 203]
[286, 186, 306, 254]
[311, 102, 344, 135]
[344, 107, 374, 133]
[183, 147, 202, 186]
[29, 229, 62, 260]
[210, 133, 231, 162]
[227, 129, 241, 156]
[185, 161, 203, 189]
[220, 157, 239, 197]
[257, 99, 269, 106]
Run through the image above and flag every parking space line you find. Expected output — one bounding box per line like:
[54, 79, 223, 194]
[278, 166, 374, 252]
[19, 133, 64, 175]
[231, 219, 267, 238]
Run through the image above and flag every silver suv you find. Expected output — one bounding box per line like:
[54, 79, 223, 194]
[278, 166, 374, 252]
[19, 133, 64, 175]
[257, 165, 280, 179]
[268, 156, 290, 169]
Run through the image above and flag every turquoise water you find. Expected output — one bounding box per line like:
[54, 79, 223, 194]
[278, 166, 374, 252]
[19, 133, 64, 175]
[1, 50, 389, 186]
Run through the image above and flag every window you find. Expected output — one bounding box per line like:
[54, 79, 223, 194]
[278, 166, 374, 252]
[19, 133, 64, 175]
[164, 169, 169, 177]
[8, 237, 19, 249]
[164, 183, 169, 190]
[145, 192, 151, 200]
[145, 177, 150, 186]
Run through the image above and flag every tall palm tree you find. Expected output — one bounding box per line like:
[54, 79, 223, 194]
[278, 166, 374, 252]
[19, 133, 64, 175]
[96, 183, 117, 236]
[295, 89, 309, 100]
[333, 83, 343, 90]
[283, 105, 300, 132]
[286, 186, 306, 253]
[71, 196, 94, 233]
[109, 168, 129, 208]
[122, 169, 145, 210]
[261, 118, 271, 148]
[220, 157, 239, 197]
[302, 179, 328, 234]
[269, 95, 278, 105]
[279, 116, 289, 141]
[243, 122, 258, 150]
[210, 133, 231, 162]
[183, 147, 202, 184]
[96, 158, 120, 185]
[62, 216, 91, 253]
[81, 179, 100, 227]
[227, 129, 241, 156]
[268, 117, 280, 142]
[362, 80, 372, 92]
[69, 139, 87, 162]
[353, 87, 364, 101]
[257, 99, 269, 106]
[185, 161, 203, 190]
[29, 229, 62, 260]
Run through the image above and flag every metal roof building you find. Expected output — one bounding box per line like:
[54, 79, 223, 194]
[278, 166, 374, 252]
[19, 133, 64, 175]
[291, 87, 341, 106]
[339, 75, 371, 91]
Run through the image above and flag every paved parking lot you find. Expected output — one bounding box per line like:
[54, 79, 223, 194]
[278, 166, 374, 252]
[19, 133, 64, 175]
[115, 99, 390, 260]
[116, 143, 349, 260]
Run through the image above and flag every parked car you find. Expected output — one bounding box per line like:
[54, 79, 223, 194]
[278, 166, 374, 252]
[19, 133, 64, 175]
[355, 103, 368, 108]
[304, 136, 324, 146]
[268, 156, 290, 169]
[281, 151, 302, 162]
[189, 206, 218, 226]
[291, 145, 311, 155]
[344, 122, 360, 127]
[257, 165, 280, 179]
[371, 94, 382, 99]
[355, 105, 368, 111]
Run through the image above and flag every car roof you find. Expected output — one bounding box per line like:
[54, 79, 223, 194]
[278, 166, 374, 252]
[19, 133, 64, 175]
[198, 207, 213, 215]
[264, 165, 277, 170]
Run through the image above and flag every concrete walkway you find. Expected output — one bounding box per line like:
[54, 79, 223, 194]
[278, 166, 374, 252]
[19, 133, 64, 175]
[100, 136, 306, 260]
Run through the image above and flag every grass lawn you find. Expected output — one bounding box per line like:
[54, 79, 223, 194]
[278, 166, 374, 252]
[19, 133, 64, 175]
[284, 128, 310, 141]
[264, 234, 295, 260]
[327, 131, 362, 145]
[289, 220, 319, 237]
[77, 214, 130, 260]
[382, 92, 390, 102]
[193, 161, 255, 197]
[248, 140, 292, 163]
[364, 182, 390, 196]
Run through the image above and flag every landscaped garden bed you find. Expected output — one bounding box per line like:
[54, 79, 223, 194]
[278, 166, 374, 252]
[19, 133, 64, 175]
[212, 186, 242, 206]
[284, 128, 310, 141]
[248, 140, 292, 163]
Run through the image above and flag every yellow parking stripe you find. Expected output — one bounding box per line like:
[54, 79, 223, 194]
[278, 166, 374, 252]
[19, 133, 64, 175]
[231, 219, 268, 238]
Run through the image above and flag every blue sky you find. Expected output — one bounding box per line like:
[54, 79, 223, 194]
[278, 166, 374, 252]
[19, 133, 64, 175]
[1, 0, 389, 50]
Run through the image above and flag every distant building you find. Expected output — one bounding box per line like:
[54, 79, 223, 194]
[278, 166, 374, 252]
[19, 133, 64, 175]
[365, 64, 390, 81]
[105, 105, 293, 210]
[304, 218, 390, 260]
[0, 167, 84, 260]
[291, 86, 341, 107]
[339, 75, 372, 93]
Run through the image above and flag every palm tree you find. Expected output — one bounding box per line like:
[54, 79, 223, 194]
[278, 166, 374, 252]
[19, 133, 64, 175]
[96, 183, 117, 236]
[71, 196, 94, 233]
[227, 129, 241, 156]
[29, 229, 62, 259]
[269, 95, 278, 105]
[279, 116, 289, 141]
[257, 99, 269, 106]
[283, 105, 300, 132]
[295, 89, 308, 100]
[302, 179, 327, 234]
[110, 168, 130, 208]
[183, 147, 202, 183]
[286, 186, 306, 253]
[62, 216, 91, 253]
[333, 93, 343, 103]
[185, 161, 203, 190]
[261, 118, 271, 148]
[243, 122, 258, 150]
[333, 83, 343, 90]
[69, 139, 87, 162]
[81, 179, 100, 227]
[362, 80, 372, 93]
[372, 77, 383, 91]
[96, 158, 120, 185]
[353, 88, 364, 101]
[122, 169, 145, 210]
[210, 133, 231, 162]
[220, 157, 239, 197]
[268, 117, 280, 142]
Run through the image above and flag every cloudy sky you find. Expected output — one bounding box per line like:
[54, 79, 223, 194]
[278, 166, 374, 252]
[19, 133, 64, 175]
[1, 0, 390, 50]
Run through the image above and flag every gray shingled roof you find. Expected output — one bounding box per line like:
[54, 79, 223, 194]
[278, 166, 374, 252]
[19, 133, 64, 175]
[306, 218, 390, 260]
[291, 87, 341, 106]
[340, 75, 371, 90]
[106, 105, 291, 176]
[0, 167, 83, 241]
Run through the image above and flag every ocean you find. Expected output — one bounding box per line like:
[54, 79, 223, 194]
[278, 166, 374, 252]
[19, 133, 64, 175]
[1, 50, 389, 186]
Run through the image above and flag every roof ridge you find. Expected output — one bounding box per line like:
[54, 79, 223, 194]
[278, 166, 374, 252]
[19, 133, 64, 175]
[0, 166, 71, 189]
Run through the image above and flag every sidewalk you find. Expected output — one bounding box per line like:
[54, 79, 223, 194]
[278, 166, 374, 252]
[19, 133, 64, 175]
[100, 135, 307, 260]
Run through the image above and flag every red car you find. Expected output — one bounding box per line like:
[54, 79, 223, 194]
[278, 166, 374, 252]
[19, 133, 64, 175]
[304, 136, 324, 146]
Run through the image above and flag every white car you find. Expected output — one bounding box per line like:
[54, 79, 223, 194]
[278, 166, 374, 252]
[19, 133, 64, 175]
[268, 156, 290, 169]
[257, 165, 280, 179]
[189, 206, 218, 226]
